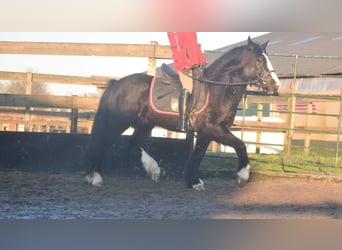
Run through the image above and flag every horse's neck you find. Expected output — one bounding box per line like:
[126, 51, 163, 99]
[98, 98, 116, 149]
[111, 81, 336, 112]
[209, 82, 245, 105]
[206, 83, 245, 127]
[211, 85, 246, 98]
[212, 67, 244, 88]
[205, 49, 246, 79]
[204, 52, 250, 106]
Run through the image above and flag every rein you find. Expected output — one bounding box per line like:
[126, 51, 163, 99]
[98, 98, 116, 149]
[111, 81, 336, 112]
[196, 76, 279, 96]
[188, 70, 279, 96]
[195, 77, 257, 86]
[184, 69, 256, 87]
[185, 65, 267, 87]
[188, 68, 276, 87]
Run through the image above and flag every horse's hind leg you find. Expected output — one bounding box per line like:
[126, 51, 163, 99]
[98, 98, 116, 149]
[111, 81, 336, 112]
[84, 130, 122, 186]
[84, 112, 131, 186]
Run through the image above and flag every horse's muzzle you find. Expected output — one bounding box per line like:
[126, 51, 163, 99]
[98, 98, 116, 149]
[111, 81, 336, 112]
[261, 82, 280, 96]
[265, 91, 279, 96]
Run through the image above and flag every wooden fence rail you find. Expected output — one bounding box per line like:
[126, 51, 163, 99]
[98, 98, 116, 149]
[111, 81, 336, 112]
[0, 41, 173, 59]
[0, 71, 116, 88]
[0, 93, 99, 110]
[0, 41, 173, 133]
[0, 70, 103, 133]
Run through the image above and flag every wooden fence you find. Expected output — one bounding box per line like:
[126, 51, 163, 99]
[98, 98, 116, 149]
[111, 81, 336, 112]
[0, 41, 173, 133]
[0, 71, 103, 133]
[1, 69, 340, 145]
[0, 70, 288, 136]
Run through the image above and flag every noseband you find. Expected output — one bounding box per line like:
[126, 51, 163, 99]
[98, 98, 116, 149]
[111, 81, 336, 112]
[257, 68, 277, 85]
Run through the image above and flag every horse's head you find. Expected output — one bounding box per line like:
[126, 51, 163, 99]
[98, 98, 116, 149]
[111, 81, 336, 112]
[246, 36, 281, 95]
[204, 36, 281, 95]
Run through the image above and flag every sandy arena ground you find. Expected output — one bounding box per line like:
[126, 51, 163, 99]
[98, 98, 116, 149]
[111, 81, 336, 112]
[0, 170, 341, 219]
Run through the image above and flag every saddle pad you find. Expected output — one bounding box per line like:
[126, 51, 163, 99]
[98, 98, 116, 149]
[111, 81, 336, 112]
[149, 76, 210, 116]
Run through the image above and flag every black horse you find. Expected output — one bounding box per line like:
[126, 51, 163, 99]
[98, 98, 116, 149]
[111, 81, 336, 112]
[85, 36, 281, 190]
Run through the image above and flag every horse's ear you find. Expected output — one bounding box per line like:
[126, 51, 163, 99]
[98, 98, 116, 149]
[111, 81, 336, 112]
[261, 40, 269, 50]
[247, 36, 254, 49]
[247, 36, 252, 45]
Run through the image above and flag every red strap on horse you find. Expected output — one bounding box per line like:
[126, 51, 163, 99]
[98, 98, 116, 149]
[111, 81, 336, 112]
[167, 32, 207, 72]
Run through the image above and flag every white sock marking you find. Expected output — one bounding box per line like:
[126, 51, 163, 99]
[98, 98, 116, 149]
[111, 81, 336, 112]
[192, 178, 205, 191]
[237, 164, 251, 182]
[85, 171, 103, 187]
[141, 147, 161, 182]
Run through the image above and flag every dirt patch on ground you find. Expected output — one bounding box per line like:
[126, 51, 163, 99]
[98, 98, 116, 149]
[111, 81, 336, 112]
[0, 170, 341, 219]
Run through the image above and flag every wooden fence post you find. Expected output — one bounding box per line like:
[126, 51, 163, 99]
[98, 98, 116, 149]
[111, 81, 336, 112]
[256, 103, 263, 154]
[335, 90, 342, 167]
[70, 108, 78, 134]
[285, 81, 296, 157]
[147, 41, 158, 76]
[240, 95, 248, 142]
[284, 55, 298, 161]
[211, 142, 218, 152]
[24, 72, 33, 132]
[304, 102, 312, 154]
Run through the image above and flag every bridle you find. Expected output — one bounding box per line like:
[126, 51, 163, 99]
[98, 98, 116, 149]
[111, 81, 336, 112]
[189, 57, 277, 88]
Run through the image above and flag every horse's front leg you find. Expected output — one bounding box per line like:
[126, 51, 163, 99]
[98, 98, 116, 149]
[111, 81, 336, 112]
[184, 137, 210, 191]
[217, 130, 251, 187]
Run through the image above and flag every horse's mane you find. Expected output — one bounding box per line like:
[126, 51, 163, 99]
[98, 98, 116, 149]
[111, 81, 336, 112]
[204, 40, 264, 81]
[204, 45, 246, 80]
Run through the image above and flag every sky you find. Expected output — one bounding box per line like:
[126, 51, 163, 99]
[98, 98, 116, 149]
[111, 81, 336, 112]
[0, 32, 268, 94]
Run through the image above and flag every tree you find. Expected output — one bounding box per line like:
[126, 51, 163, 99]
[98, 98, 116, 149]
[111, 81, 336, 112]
[0, 80, 49, 95]
[0, 80, 7, 93]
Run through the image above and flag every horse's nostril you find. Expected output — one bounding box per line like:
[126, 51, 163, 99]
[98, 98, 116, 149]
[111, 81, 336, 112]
[268, 91, 279, 96]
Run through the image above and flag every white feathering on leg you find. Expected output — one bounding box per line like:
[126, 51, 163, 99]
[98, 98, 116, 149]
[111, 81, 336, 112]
[192, 178, 205, 191]
[85, 172, 103, 187]
[140, 147, 161, 182]
[236, 164, 251, 186]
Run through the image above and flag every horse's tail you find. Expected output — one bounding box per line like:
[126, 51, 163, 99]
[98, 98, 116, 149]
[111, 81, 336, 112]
[84, 79, 119, 171]
[99, 79, 117, 108]
[90, 79, 117, 134]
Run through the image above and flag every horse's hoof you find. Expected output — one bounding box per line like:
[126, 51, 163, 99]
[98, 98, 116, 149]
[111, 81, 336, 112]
[192, 178, 205, 191]
[85, 172, 103, 187]
[235, 164, 251, 188]
[235, 176, 248, 187]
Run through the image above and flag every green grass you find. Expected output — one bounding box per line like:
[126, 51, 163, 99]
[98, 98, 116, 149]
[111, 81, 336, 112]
[201, 150, 342, 176]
